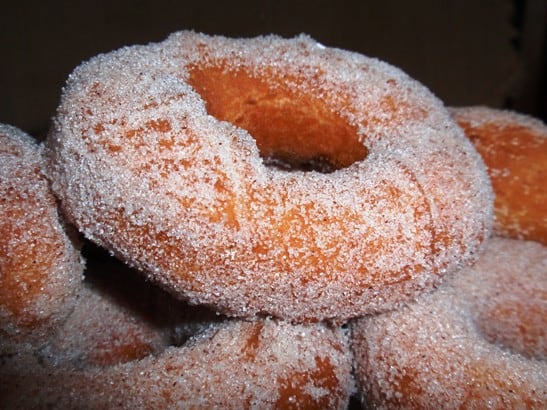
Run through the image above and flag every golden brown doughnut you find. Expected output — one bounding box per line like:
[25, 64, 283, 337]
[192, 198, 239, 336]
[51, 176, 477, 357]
[45, 31, 493, 323]
[451, 106, 547, 245]
[1, 317, 354, 409]
[351, 237, 547, 409]
[0, 124, 83, 348]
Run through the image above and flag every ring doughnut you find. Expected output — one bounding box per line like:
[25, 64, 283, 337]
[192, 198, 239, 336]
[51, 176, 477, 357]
[0, 124, 83, 348]
[45, 31, 493, 322]
[2, 316, 354, 409]
[451, 106, 547, 245]
[351, 237, 547, 409]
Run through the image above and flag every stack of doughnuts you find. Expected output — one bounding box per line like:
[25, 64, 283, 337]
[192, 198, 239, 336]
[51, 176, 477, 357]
[0, 31, 544, 409]
[351, 238, 546, 409]
[0, 125, 354, 409]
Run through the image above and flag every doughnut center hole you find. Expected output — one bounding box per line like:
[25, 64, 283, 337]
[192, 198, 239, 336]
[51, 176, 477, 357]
[474, 299, 546, 360]
[188, 65, 367, 172]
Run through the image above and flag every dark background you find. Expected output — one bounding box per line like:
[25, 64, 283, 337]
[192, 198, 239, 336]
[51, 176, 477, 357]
[1, 0, 546, 139]
[0, 3, 544, 408]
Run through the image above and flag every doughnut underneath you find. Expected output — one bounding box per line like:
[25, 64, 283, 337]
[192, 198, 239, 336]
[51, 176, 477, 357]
[39, 247, 221, 368]
[46, 31, 493, 323]
[38, 279, 170, 368]
[0, 124, 83, 348]
[1, 317, 354, 409]
[351, 237, 547, 409]
[451, 106, 547, 245]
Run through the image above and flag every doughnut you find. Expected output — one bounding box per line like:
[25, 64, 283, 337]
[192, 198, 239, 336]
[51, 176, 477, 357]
[38, 274, 170, 368]
[451, 106, 547, 245]
[42, 286, 166, 368]
[351, 237, 547, 409]
[1, 317, 354, 408]
[1, 239, 354, 408]
[38, 246, 222, 368]
[0, 124, 83, 348]
[45, 31, 493, 323]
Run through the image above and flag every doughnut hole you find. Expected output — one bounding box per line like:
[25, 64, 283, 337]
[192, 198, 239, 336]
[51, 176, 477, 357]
[467, 251, 547, 361]
[188, 64, 368, 172]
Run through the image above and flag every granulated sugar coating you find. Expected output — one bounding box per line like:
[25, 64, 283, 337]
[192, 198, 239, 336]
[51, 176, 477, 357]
[451, 106, 547, 245]
[45, 31, 493, 323]
[0, 317, 354, 409]
[351, 237, 547, 409]
[0, 124, 83, 349]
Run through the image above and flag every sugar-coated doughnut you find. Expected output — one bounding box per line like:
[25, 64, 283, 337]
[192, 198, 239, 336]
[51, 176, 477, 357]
[351, 237, 547, 409]
[1, 245, 354, 408]
[451, 106, 547, 245]
[0, 124, 83, 348]
[1, 317, 354, 409]
[45, 31, 493, 323]
[38, 248, 222, 368]
[38, 280, 170, 368]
